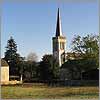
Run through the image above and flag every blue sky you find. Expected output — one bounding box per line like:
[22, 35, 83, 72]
[2, 1, 98, 61]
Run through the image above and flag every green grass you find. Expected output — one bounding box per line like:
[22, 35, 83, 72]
[1, 83, 99, 99]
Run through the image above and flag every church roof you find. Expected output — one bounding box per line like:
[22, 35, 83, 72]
[56, 8, 62, 37]
[1, 58, 9, 66]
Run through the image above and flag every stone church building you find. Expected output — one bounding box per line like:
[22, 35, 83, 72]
[52, 8, 81, 67]
[52, 8, 66, 67]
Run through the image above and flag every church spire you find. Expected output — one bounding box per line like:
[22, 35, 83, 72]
[56, 8, 62, 37]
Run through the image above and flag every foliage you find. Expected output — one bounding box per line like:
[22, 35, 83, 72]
[71, 34, 99, 68]
[61, 58, 98, 80]
[82, 69, 99, 80]
[22, 61, 38, 81]
[38, 54, 59, 81]
[61, 60, 81, 80]
[27, 52, 38, 62]
[21, 52, 38, 81]
[4, 36, 23, 76]
[5, 36, 17, 62]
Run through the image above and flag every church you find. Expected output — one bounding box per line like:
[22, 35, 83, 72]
[52, 8, 66, 67]
[52, 8, 81, 67]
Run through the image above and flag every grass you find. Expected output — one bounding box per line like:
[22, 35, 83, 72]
[1, 83, 99, 99]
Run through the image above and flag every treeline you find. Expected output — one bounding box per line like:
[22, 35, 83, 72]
[3, 34, 99, 82]
[4, 36, 59, 82]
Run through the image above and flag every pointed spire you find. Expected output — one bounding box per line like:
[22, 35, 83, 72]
[56, 8, 62, 37]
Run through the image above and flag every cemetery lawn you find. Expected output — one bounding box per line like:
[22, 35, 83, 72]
[1, 83, 99, 99]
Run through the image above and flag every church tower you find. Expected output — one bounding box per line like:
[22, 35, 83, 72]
[52, 8, 66, 66]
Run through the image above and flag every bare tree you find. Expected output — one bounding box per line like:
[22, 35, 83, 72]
[27, 52, 38, 62]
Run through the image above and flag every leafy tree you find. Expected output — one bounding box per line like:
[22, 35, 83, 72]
[38, 54, 59, 81]
[4, 36, 23, 76]
[22, 61, 38, 82]
[61, 59, 81, 80]
[27, 52, 38, 62]
[22, 52, 38, 81]
[71, 34, 99, 68]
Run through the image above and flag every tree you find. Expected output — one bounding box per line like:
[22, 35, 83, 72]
[22, 61, 38, 82]
[5, 36, 17, 62]
[38, 54, 59, 81]
[4, 36, 22, 76]
[27, 52, 38, 62]
[23, 52, 38, 81]
[61, 59, 81, 80]
[71, 34, 99, 68]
